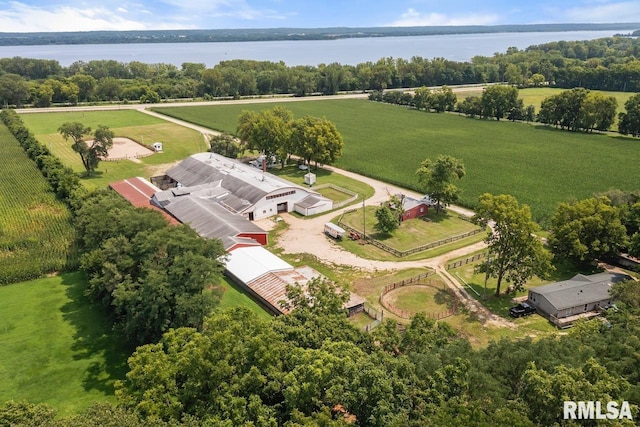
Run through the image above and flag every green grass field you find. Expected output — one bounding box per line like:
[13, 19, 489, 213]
[216, 276, 272, 320]
[20, 110, 208, 190]
[154, 99, 640, 222]
[0, 123, 75, 284]
[0, 272, 129, 416]
[340, 207, 479, 252]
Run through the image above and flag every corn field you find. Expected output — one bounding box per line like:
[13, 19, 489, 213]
[0, 124, 75, 284]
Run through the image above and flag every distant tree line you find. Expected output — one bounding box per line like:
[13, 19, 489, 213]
[375, 84, 640, 136]
[0, 24, 634, 46]
[1, 36, 640, 107]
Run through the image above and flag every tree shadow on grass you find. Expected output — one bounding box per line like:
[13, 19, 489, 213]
[433, 288, 456, 310]
[59, 271, 130, 395]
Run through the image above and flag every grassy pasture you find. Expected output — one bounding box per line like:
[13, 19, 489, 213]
[20, 110, 208, 190]
[0, 123, 75, 284]
[0, 272, 129, 416]
[155, 100, 640, 222]
[340, 207, 479, 251]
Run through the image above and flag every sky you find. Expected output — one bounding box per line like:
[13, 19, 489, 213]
[0, 0, 639, 33]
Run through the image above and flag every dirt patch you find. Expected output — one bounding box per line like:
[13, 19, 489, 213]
[87, 137, 154, 162]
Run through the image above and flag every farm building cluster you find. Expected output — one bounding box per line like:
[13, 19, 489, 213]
[110, 152, 365, 316]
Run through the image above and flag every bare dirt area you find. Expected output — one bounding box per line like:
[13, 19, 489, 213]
[87, 137, 154, 162]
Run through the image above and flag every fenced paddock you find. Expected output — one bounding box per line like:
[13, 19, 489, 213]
[99, 137, 155, 161]
[337, 208, 483, 257]
[379, 273, 459, 320]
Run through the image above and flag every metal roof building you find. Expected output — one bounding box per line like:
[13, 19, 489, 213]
[528, 272, 629, 320]
[225, 246, 366, 316]
[160, 153, 332, 220]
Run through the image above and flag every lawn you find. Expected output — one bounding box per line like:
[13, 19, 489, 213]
[216, 276, 272, 321]
[268, 164, 374, 206]
[334, 206, 483, 260]
[154, 99, 640, 223]
[0, 272, 129, 416]
[20, 110, 208, 190]
[384, 281, 455, 315]
[0, 123, 75, 284]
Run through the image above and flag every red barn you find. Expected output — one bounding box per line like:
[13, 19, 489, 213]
[400, 195, 430, 221]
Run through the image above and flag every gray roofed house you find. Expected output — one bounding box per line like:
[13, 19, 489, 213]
[528, 272, 630, 325]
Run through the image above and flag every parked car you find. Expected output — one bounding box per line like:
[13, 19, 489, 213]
[509, 302, 536, 318]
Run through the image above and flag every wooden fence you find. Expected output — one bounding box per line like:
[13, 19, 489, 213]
[362, 303, 384, 332]
[446, 252, 488, 270]
[379, 273, 459, 320]
[337, 210, 483, 257]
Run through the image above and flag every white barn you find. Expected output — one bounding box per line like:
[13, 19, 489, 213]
[160, 153, 332, 221]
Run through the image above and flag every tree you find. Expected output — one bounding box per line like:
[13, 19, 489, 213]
[415, 155, 465, 214]
[209, 133, 242, 158]
[458, 96, 483, 118]
[481, 85, 519, 121]
[549, 196, 628, 265]
[519, 359, 630, 426]
[0, 73, 29, 107]
[430, 85, 457, 112]
[375, 203, 399, 233]
[580, 92, 617, 132]
[413, 86, 432, 110]
[59, 122, 114, 176]
[473, 194, 553, 296]
[291, 115, 344, 169]
[619, 93, 640, 137]
[236, 106, 293, 165]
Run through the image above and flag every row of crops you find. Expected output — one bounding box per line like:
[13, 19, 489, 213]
[0, 123, 75, 284]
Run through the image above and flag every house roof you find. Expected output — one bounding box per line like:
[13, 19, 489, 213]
[162, 196, 266, 250]
[530, 272, 629, 310]
[401, 195, 428, 211]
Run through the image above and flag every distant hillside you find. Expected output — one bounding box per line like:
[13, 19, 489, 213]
[0, 23, 639, 46]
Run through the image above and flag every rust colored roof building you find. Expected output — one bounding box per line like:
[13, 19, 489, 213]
[109, 177, 180, 225]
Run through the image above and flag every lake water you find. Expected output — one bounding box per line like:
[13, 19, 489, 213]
[0, 30, 625, 67]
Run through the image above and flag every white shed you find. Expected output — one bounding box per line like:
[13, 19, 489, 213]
[152, 142, 163, 152]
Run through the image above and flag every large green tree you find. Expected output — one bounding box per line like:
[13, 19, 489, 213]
[619, 93, 640, 137]
[473, 193, 553, 296]
[549, 196, 628, 265]
[236, 106, 293, 165]
[0, 73, 29, 107]
[209, 133, 242, 158]
[415, 155, 465, 214]
[58, 121, 114, 176]
[291, 115, 344, 169]
[480, 84, 519, 121]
